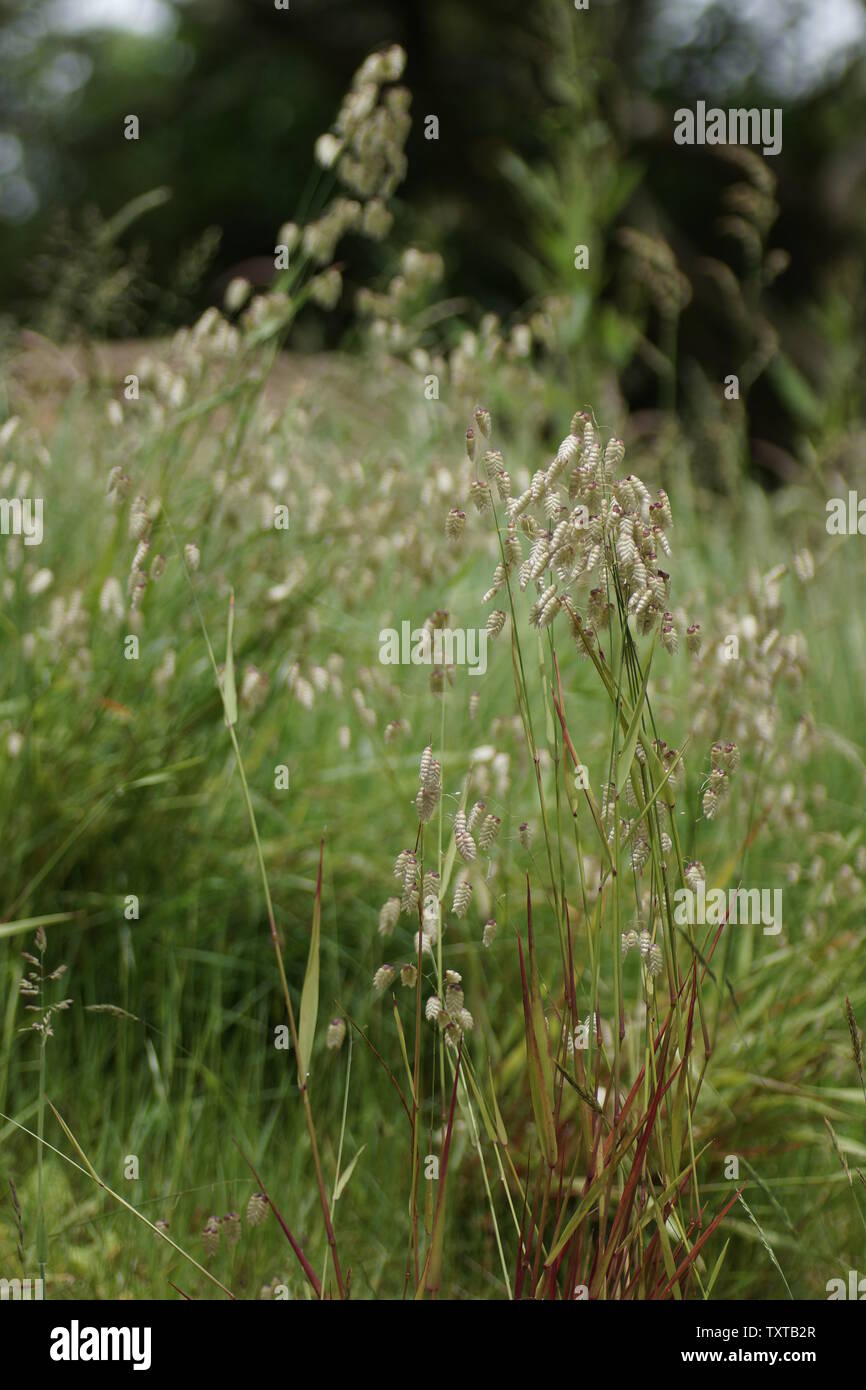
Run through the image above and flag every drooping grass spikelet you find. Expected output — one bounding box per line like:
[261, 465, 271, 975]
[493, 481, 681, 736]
[202, 1216, 221, 1258]
[373, 964, 397, 995]
[477, 813, 501, 850]
[487, 609, 507, 638]
[454, 809, 477, 862]
[222, 1212, 241, 1246]
[379, 897, 400, 936]
[246, 1193, 269, 1228]
[451, 872, 472, 918]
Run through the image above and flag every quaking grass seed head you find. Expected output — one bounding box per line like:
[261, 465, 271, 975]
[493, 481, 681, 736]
[454, 810, 477, 862]
[202, 1217, 220, 1257]
[684, 861, 705, 891]
[647, 943, 664, 979]
[246, 1192, 269, 1227]
[373, 964, 397, 995]
[467, 800, 485, 832]
[477, 813, 501, 850]
[379, 897, 400, 936]
[420, 745, 433, 783]
[621, 929, 639, 958]
[222, 1212, 241, 1246]
[451, 873, 472, 918]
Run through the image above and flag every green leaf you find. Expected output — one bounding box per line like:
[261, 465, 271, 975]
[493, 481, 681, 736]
[705, 1238, 731, 1298]
[0, 912, 76, 941]
[298, 836, 324, 1083]
[518, 884, 557, 1167]
[488, 1060, 509, 1147]
[767, 352, 824, 429]
[333, 1146, 366, 1203]
[438, 771, 472, 904]
[222, 591, 238, 727]
[616, 641, 654, 795]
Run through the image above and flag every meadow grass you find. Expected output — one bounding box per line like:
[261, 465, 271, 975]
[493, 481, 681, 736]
[0, 331, 863, 1299]
[1, 42, 865, 1301]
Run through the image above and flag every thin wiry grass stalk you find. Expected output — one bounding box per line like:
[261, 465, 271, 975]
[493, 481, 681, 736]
[406, 890, 424, 1291]
[36, 1023, 46, 1287]
[489, 493, 566, 962]
[456, 1065, 512, 1297]
[225, 728, 345, 1299]
[233, 1139, 323, 1299]
[175, 538, 346, 1299]
[321, 1029, 354, 1293]
[1, 1107, 235, 1297]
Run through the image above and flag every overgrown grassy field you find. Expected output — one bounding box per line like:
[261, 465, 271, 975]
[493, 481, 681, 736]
[1, 43, 865, 1302]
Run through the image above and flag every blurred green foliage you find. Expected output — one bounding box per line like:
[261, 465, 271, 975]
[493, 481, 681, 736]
[2, 0, 866, 456]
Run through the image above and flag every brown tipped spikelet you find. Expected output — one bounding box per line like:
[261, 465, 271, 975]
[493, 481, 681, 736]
[222, 1212, 241, 1246]
[477, 813, 501, 850]
[246, 1192, 269, 1227]
[373, 964, 397, 995]
[451, 872, 472, 918]
[467, 800, 486, 833]
[202, 1216, 221, 1257]
[453, 809, 477, 862]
